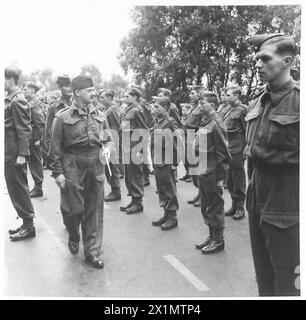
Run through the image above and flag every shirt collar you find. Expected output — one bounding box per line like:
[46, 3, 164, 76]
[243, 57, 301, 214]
[5, 87, 22, 102]
[70, 102, 97, 116]
[264, 78, 295, 107]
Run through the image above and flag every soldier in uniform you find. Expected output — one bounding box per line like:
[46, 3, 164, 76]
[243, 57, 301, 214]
[184, 85, 206, 206]
[194, 91, 230, 254]
[151, 97, 180, 230]
[221, 86, 247, 220]
[45, 75, 72, 159]
[99, 89, 122, 202]
[245, 34, 299, 295]
[131, 85, 154, 187]
[4, 68, 36, 241]
[120, 88, 148, 214]
[23, 81, 45, 197]
[49, 75, 112, 269]
[157, 88, 182, 127]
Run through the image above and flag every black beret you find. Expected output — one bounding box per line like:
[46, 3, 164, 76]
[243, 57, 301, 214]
[71, 75, 94, 91]
[246, 33, 284, 52]
[25, 81, 41, 92]
[152, 96, 171, 109]
[56, 75, 71, 87]
[5, 67, 22, 81]
[127, 87, 142, 98]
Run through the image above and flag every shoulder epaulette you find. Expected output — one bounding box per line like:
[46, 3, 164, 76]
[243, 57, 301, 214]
[55, 106, 70, 118]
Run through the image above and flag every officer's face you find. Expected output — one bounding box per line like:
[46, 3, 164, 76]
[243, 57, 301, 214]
[226, 90, 238, 105]
[189, 90, 199, 103]
[77, 87, 96, 104]
[123, 92, 136, 104]
[100, 93, 112, 106]
[255, 43, 289, 83]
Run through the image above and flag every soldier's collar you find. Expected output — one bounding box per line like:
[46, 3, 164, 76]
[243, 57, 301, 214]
[156, 114, 167, 123]
[70, 102, 95, 116]
[5, 86, 22, 101]
[265, 79, 295, 107]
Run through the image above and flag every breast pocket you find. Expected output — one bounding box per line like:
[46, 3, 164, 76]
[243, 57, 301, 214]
[267, 114, 299, 151]
[63, 118, 85, 140]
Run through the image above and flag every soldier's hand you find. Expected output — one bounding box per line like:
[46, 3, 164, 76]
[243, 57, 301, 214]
[34, 140, 41, 148]
[217, 180, 224, 187]
[55, 174, 66, 189]
[103, 146, 111, 160]
[15, 156, 26, 167]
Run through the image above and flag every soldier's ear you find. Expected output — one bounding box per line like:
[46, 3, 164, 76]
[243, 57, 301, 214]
[282, 55, 293, 68]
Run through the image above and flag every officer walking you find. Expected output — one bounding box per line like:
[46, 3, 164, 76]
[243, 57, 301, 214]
[99, 89, 122, 202]
[245, 34, 299, 296]
[221, 86, 247, 220]
[23, 81, 45, 198]
[120, 88, 148, 214]
[49, 75, 112, 269]
[5, 68, 36, 241]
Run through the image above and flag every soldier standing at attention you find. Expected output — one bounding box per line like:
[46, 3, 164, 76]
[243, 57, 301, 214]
[23, 81, 45, 198]
[99, 89, 122, 202]
[49, 75, 112, 269]
[5, 68, 36, 241]
[194, 91, 230, 254]
[245, 34, 299, 296]
[120, 88, 148, 214]
[222, 86, 247, 220]
[157, 88, 182, 127]
[184, 85, 206, 207]
[45, 75, 72, 158]
[151, 97, 180, 230]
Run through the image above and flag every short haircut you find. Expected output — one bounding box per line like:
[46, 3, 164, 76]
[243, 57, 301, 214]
[264, 36, 297, 58]
[158, 88, 171, 97]
[199, 91, 219, 107]
[226, 86, 241, 97]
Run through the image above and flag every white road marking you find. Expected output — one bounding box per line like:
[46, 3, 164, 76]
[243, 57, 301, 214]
[164, 254, 210, 292]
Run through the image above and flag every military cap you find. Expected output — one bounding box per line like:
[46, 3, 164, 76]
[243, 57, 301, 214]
[101, 90, 115, 99]
[131, 85, 144, 97]
[187, 84, 203, 91]
[158, 88, 172, 97]
[246, 33, 285, 52]
[152, 96, 171, 109]
[71, 75, 94, 91]
[127, 87, 142, 98]
[56, 75, 71, 87]
[5, 67, 22, 81]
[25, 81, 41, 92]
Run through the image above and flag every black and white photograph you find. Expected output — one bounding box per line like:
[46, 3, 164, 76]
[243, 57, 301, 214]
[1, 0, 303, 300]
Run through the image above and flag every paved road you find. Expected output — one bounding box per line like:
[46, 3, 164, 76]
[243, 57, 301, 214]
[4, 165, 258, 297]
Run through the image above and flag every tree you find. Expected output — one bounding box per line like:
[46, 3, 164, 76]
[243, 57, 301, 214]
[119, 5, 301, 103]
[80, 64, 103, 87]
[102, 74, 129, 98]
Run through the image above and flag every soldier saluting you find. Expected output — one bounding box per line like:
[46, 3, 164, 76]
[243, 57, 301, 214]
[245, 34, 299, 296]
[49, 75, 112, 269]
[5, 67, 36, 241]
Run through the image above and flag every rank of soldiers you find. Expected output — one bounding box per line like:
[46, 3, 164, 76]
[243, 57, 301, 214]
[4, 33, 299, 296]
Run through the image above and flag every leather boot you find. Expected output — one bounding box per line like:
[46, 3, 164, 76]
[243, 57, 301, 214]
[126, 198, 143, 214]
[161, 211, 178, 230]
[10, 226, 36, 241]
[152, 212, 168, 226]
[68, 240, 79, 255]
[187, 194, 199, 204]
[105, 190, 121, 202]
[201, 227, 224, 254]
[195, 226, 213, 249]
[8, 224, 24, 235]
[120, 201, 133, 211]
[233, 206, 245, 220]
[225, 201, 237, 216]
[30, 185, 43, 198]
